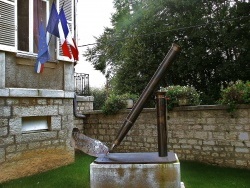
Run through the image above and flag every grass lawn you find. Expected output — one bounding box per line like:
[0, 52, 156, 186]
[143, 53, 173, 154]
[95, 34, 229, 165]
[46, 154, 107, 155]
[1, 151, 250, 188]
[0, 151, 96, 188]
[181, 160, 250, 188]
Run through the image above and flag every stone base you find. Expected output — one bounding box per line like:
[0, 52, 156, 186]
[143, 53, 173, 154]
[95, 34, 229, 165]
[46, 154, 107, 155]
[90, 152, 181, 188]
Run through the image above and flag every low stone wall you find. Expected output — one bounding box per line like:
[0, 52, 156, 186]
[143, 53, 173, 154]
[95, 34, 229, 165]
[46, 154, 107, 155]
[75, 105, 250, 169]
[0, 94, 75, 183]
[76, 95, 94, 113]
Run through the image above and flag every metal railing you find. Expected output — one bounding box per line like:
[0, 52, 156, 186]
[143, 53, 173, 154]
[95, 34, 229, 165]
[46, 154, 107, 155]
[74, 73, 90, 96]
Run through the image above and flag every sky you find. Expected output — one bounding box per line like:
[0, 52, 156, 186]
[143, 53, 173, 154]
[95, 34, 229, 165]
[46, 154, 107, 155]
[75, 0, 115, 88]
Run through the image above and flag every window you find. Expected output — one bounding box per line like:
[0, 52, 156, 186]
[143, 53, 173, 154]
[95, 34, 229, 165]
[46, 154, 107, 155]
[17, 0, 57, 59]
[17, 0, 48, 53]
[22, 116, 50, 133]
[0, 0, 76, 62]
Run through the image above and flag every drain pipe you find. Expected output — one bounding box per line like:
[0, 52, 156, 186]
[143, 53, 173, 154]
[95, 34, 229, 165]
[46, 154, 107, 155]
[73, 93, 86, 119]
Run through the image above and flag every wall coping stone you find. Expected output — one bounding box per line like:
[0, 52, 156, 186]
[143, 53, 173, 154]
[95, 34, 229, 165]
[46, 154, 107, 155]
[83, 108, 156, 115]
[0, 89, 9, 96]
[65, 91, 75, 98]
[83, 105, 250, 115]
[174, 104, 250, 111]
[0, 88, 74, 98]
[38, 89, 64, 98]
[76, 96, 94, 102]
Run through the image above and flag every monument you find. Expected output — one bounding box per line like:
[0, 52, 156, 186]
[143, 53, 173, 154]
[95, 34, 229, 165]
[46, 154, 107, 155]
[73, 44, 184, 188]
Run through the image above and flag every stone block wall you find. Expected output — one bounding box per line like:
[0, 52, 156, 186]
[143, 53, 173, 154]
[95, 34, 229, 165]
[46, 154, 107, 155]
[76, 96, 94, 113]
[75, 105, 250, 169]
[0, 50, 76, 183]
[168, 106, 250, 168]
[3, 52, 65, 90]
[0, 90, 75, 183]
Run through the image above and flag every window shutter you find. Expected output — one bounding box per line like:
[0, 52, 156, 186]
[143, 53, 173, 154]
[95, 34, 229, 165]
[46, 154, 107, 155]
[0, 0, 17, 52]
[57, 0, 76, 62]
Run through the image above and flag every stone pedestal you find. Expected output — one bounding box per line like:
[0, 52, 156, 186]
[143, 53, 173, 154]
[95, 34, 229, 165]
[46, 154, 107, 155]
[90, 152, 182, 188]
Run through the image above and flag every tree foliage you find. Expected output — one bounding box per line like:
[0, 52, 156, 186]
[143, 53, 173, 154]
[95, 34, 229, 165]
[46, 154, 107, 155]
[84, 0, 250, 104]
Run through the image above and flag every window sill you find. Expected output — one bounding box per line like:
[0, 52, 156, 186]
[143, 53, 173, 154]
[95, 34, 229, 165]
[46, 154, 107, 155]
[16, 51, 58, 68]
[16, 51, 37, 59]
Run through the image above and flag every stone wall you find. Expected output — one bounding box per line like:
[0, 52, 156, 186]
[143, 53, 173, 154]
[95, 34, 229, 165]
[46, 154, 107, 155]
[4, 52, 65, 90]
[75, 105, 250, 169]
[0, 90, 75, 183]
[0, 51, 75, 183]
[76, 95, 94, 113]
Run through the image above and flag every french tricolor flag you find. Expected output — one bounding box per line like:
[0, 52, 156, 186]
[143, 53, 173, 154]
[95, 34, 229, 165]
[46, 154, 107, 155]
[46, 2, 79, 61]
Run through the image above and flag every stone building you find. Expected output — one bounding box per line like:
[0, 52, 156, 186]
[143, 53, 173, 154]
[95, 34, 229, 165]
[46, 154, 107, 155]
[0, 0, 78, 182]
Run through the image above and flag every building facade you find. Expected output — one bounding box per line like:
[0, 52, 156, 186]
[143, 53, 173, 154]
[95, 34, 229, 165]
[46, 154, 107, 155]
[0, 0, 77, 182]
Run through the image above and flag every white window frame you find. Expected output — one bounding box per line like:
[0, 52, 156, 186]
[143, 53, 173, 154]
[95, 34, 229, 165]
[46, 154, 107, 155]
[0, 0, 76, 62]
[17, 0, 50, 57]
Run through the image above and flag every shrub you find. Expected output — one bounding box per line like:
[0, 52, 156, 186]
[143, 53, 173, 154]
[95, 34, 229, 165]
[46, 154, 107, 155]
[162, 85, 201, 110]
[219, 80, 250, 112]
[89, 87, 106, 110]
[120, 93, 139, 102]
[101, 94, 127, 115]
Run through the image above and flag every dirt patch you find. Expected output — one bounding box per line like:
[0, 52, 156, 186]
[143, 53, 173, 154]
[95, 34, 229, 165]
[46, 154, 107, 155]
[0, 148, 74, 183]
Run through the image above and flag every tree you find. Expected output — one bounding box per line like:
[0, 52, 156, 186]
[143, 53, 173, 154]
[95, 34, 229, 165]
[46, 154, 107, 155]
[84, 0, 250, 104]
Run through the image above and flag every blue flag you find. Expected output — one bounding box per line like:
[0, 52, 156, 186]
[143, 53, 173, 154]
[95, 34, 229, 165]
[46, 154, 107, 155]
[46, 2, 60, 37]
[35, 22, 50, 73]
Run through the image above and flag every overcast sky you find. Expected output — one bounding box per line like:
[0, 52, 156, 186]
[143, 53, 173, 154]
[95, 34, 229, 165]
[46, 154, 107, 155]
[75, 0, 114, 88]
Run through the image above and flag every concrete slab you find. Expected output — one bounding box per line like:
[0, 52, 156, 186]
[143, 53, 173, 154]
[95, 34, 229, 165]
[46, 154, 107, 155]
[95, 152, 177, 164]
[90, 152, 181, 188]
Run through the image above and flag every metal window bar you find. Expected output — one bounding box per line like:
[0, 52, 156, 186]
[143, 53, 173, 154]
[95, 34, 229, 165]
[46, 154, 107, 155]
[74, 73, 90, 96]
